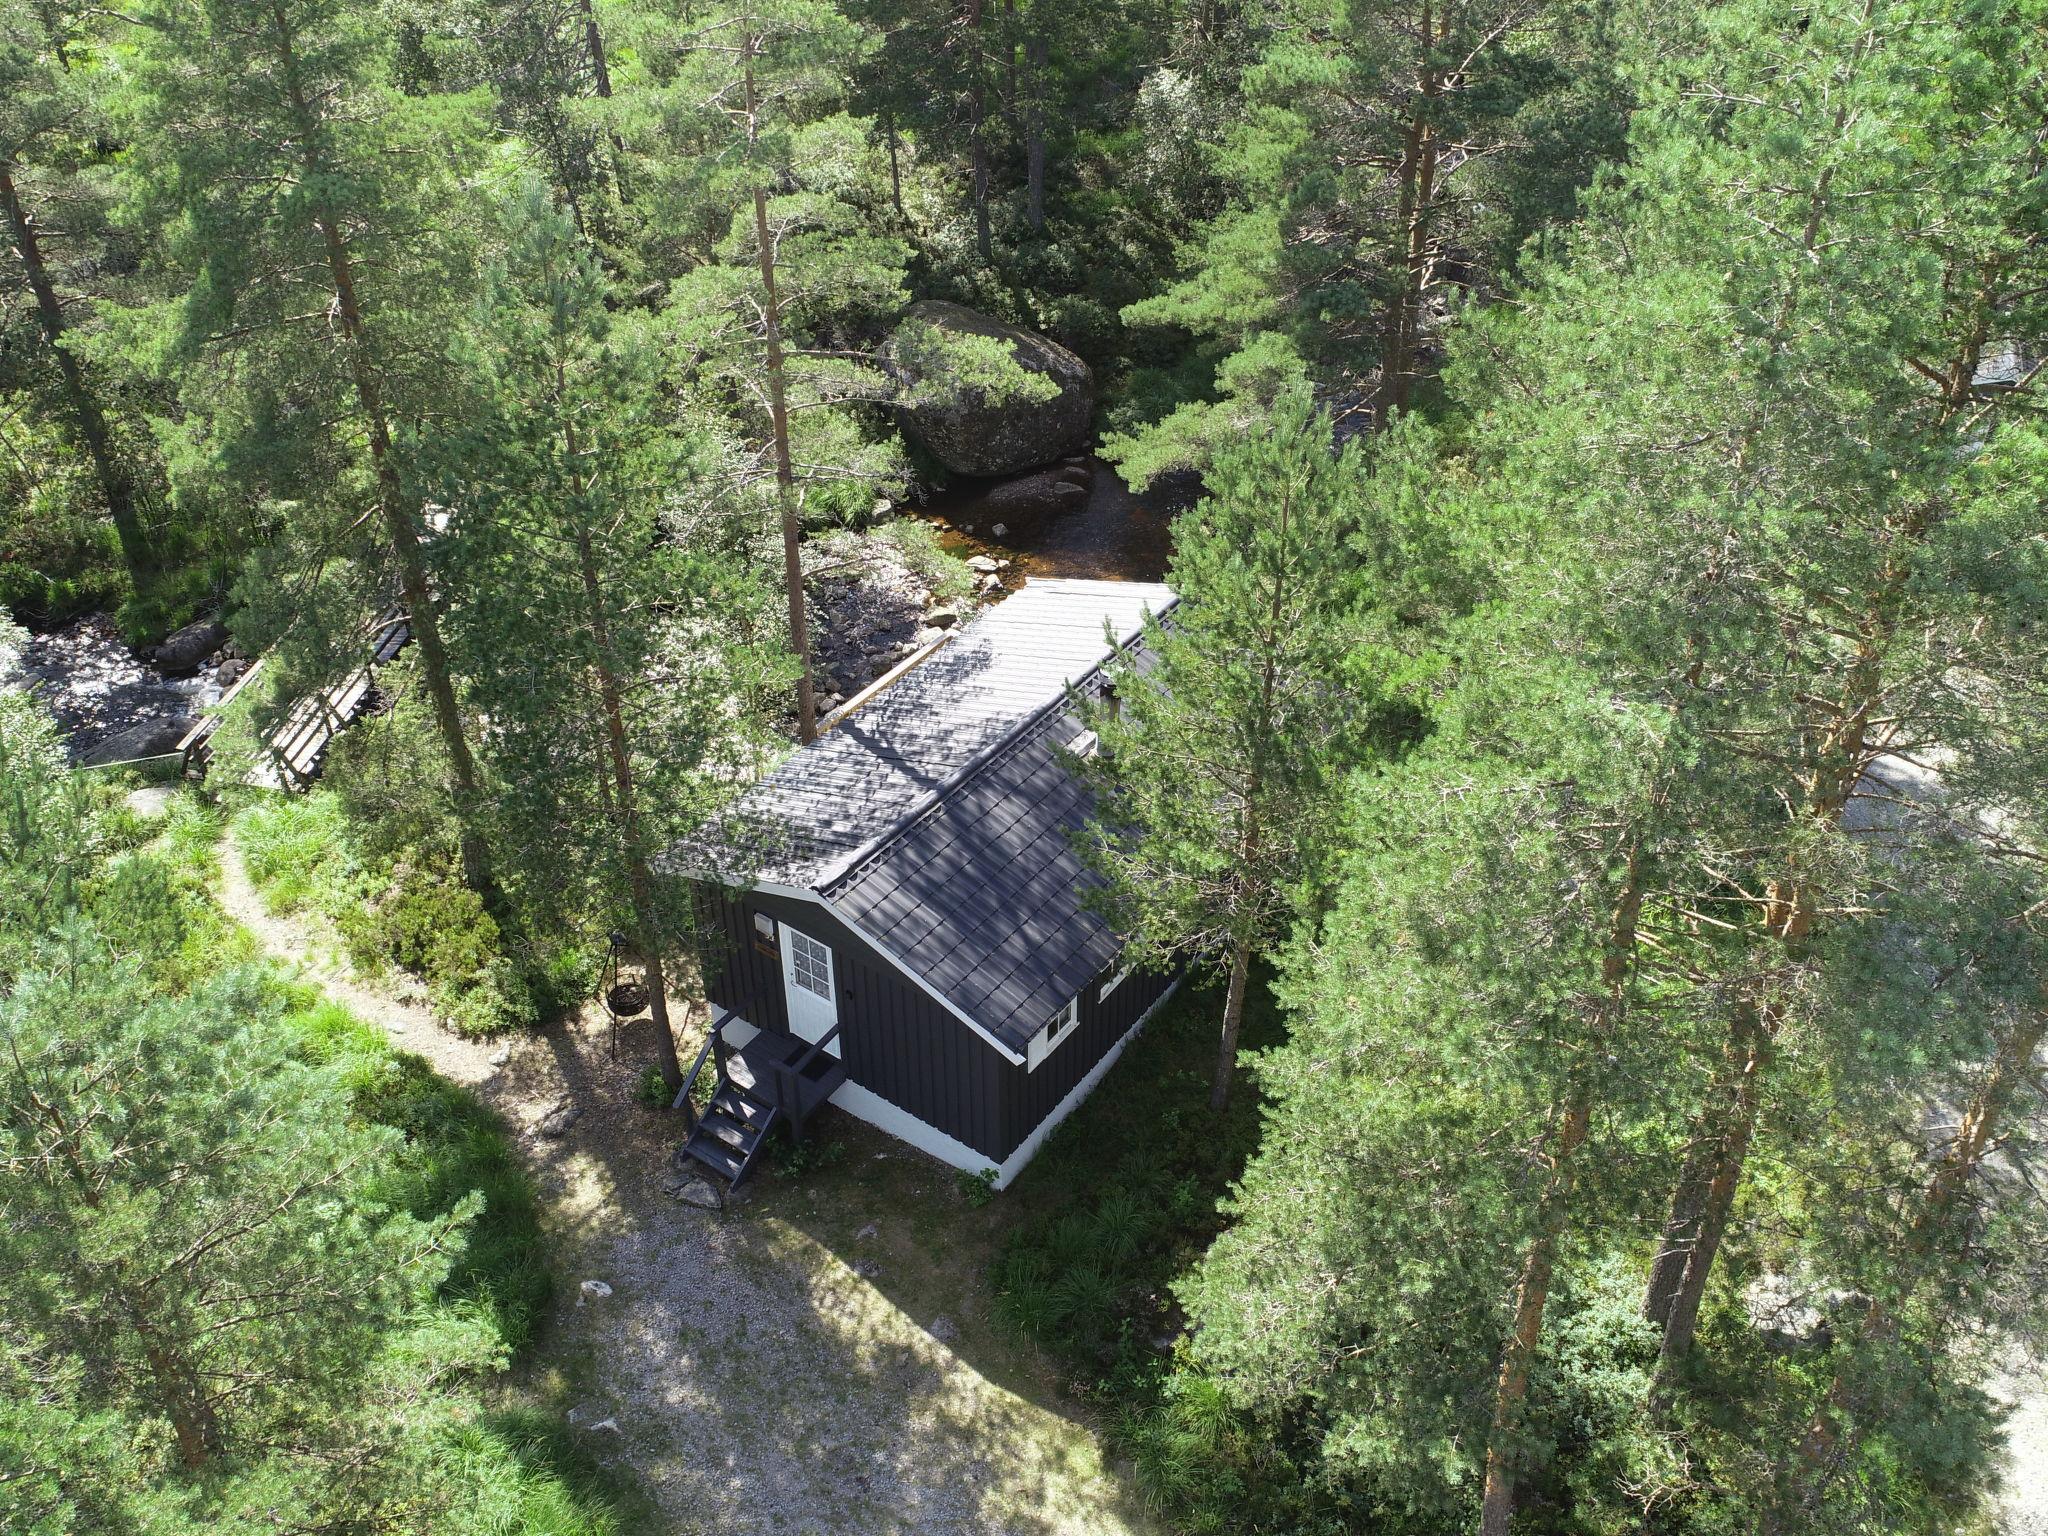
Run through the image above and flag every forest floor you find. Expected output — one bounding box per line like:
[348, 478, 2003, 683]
[215, 836, 1155, 1536]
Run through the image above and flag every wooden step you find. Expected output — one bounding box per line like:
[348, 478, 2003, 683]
[697, 1108, 761, 1154]
[711, 1087, 775, 1128]
[680, 1134, 746, 1181]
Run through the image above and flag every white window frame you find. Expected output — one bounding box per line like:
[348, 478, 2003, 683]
[1027, 995, 1081, 1071]
[788, 928, 833, 1002]
[1099, 964, 1132, 1004]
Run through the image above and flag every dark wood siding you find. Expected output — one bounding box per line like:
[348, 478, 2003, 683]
[997, 962, 1176, 1158]
[693, 883, 1011, 1160]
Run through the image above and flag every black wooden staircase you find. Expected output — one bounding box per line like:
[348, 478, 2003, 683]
[674, 1012, 846, 1189]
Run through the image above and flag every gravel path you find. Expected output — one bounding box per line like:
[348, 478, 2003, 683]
[216, 837, 1150, 1536]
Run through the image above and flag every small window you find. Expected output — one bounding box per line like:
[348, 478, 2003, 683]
[788, 928, 833, 1002]
[1027, 995, 1081, 1071]
[751, 911, 778, 956]
[1099, 965, 1131, 1003]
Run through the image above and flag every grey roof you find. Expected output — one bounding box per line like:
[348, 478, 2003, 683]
[672, 576, 1174, 1053]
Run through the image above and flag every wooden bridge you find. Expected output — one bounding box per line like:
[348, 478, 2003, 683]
[179, 605, 411, 789]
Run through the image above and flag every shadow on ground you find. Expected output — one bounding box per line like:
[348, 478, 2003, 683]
[486, 1006, 1159, 1536]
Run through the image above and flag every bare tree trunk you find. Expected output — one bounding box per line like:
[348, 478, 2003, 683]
[272, 3, 494, 897]
[1024, 33, 1047, 232]
[0, 164, 153, 588]
[1210, 938, 1251, 1111]
[967, 0, 992, 262]
[747, 51, 818, 743]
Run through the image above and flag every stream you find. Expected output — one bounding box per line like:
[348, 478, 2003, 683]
[909, 456, 1192, 590]
[9, 614, 222, 764]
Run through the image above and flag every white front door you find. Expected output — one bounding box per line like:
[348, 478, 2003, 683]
[779, 922, 841, 1056]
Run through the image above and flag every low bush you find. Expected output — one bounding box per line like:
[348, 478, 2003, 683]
[234, 795, 547, 1036]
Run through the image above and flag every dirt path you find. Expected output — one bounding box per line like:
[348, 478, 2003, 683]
[216, 838, 1152, 1536]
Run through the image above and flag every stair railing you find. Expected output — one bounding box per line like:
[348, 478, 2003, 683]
[672, 1021, 724, 1130]
[771, 1023, 843, 1141]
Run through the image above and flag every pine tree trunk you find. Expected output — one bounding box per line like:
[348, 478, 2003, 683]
[747, 52, 818, 744]
[129, 1291, 223, 1469]
[0, 164, 153, 589]
[1771, 988, 2047, 1526]
[1642, 1127, 1717, 1327]
[577, 0, 632, 205]
[1479, 1092, 1592, 1536]
[967, 0, 992, 262]
[578, 0, 612, 97]
[885, 112, 907, 222]
[43, 1098, 222, 1466]
[1480, 844, 1646, 1533]
[1652, 1002, 1766, 1387]
[271, 3, 494, 897]
[1210, 938, 1251, 1111]
[1378, 66, 1439, 425]
[568, 498, 685, 1091]
[1024, 34, 1047, 232]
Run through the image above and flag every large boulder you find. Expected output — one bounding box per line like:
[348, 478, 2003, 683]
[892, 301, 1093, 477]
[151, 618, 228, 677]
[79, 715, 195, 766]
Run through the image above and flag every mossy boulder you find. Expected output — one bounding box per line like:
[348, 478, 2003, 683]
[891, 301, 1093, 477]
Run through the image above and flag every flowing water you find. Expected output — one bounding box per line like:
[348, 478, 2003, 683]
[9, 614, 219, 763]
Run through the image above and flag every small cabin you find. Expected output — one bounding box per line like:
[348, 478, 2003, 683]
[668, 578, 1180, 1190]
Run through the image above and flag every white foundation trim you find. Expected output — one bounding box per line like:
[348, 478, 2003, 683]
[989, 972, 1184, 1189]
[716, 974, 1185, 1192]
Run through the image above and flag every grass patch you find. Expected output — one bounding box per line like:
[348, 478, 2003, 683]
[232, 792, 560, 1037]
[994, 971, 1280, 1366]
[990, 968, 1291, 1531]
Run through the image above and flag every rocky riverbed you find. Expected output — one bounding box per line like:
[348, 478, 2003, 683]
[9, 613, 243, 764]
[913, 455, 1191, 587]
[804, 531, 974, 717]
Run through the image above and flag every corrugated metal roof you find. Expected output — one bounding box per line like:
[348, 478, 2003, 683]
[670, 576, 1174, 1051]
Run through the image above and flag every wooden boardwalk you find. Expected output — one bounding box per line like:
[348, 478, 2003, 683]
[180, 606, 411, 789]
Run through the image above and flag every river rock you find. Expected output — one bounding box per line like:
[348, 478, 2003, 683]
[981, 458, 1093, 523]
[151, 619, 229, 677]
[79, 715, 195, 766]
[891, 300, 1093, 477]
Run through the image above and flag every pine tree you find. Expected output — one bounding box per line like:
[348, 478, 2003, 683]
[1079, 385, 1377, 1110]
[0, 930, 486, 1485]
[428, 187, 791, 1091]
[0, 2, 156, 590]
[124, 0, 498, 891]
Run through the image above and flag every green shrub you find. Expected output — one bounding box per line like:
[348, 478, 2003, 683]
[956, 1165, 999, 1207]
[636, 1065, 671, 1109]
